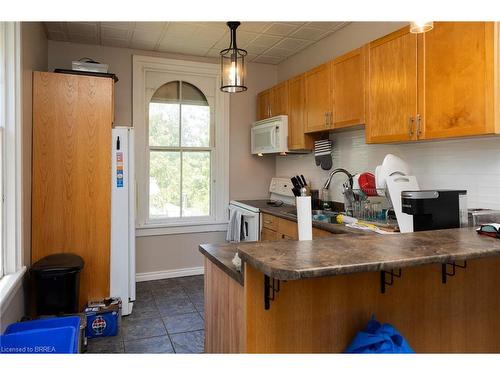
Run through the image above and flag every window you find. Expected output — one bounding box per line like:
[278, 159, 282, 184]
[133, 56, 229, 235]
[0, 22, 23, 294]
[148, 81, 212, 220]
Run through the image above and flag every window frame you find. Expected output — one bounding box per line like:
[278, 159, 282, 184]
[0, 22, 25, 305]
[133, 56, 230, 236]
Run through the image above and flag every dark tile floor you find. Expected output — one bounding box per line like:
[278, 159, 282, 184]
[87, 275, 205, 354]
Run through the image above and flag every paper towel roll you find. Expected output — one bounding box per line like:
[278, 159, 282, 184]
[296, 196, 313, 241]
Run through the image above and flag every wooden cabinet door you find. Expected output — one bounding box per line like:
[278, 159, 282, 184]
[271, 81, 289, 117]
[288, 74, 313, 150]
[32, 72, 113, 307]
[366, 27, 418, 143]
[305, 63, 332, 132]
[261, 228, 278, 241]
[420, 22, 495, 139]
[332, 47, 366, 128]
[257, 89, 271, 120]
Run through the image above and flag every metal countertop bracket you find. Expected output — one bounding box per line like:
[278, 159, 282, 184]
[380, 268, 402, 294]
[441, 260, 467, 284]
[264, 275, 281, 310]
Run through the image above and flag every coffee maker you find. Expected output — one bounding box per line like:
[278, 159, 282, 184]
[401, 190, 467, 231]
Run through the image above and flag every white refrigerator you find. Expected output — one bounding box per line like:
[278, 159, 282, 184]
[111, 127, 136, 316]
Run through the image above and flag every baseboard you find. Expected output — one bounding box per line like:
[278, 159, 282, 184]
[136, 266, 204, 282]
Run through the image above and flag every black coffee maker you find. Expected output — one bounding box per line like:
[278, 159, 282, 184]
[401, 190, 467, 231]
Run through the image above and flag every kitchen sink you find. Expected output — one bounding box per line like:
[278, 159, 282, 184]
[286, 209, 339, 222]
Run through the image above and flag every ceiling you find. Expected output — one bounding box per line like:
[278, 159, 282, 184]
[43, 22, 350, 64]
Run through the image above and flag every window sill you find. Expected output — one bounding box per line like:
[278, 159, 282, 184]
[136, 221, 228, 237]
[0, 266, 27, 311]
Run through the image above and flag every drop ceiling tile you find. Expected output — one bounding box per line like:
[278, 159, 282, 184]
[308, 22, 346, 30]
[253, 55, 283, 64]
[205, 48, 222, 58]
[273, 37, 311, 50]
[101, 22, 135, 29]
[130, 40, 157, 51]
[47, 31, 67, 41]
[251, 34, 281, 48]
[239, 22, 271, 33]
[290, 26, 327, 41]
[263, 23, 301, 36]
[134, 22, 166, 33]
[66, 22, 98, 36]
[45, 22, 65, 32]
[243, 43, 269, 55]
[101, 26, 132, 40]
[263, 47, 295, 58]
[67, 34, 99, 44]
[132, 29, 162, 44]
[101, 38, 130, 48]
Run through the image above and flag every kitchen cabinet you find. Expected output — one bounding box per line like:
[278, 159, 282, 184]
[261, 213, 332, 240]
[287, 74, 314, 150]
[305, 62, 333, 132]
[257, 82, 289, 121]
[332, 47, 366, 128]
[421, 22, 496, 139]
[257, 89, 271, 120]
[365, 26, 418, 143]
[366, 22, 499, 143]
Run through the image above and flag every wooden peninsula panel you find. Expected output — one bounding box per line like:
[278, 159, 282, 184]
[244, 257, 500, 353]
[32, 71, 113, 307]
[204, 258, 245, 353]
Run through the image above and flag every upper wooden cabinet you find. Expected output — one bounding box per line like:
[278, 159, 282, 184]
[421, 22, 496, 139]
[366, 22, 499, 143]
[366, 27, 418, 143]
[287, 74, 313, 150]
[257, 89, 271, 120]
[271, 81, 289, 117]
[331, 47, 366, 128]
[305, 62, 333, 132]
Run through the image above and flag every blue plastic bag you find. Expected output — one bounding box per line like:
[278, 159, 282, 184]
[345, 317, 414, 353]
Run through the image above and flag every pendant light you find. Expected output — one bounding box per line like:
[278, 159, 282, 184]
[409, 21, 434, 34]
[220, 22, 247, 93]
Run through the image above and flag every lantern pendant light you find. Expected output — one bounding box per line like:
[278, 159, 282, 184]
[220, 22, 247, 93]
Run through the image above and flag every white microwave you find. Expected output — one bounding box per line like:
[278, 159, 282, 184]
[250, 115, 289, 155]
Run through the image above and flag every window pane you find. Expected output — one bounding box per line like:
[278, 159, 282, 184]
[182, 152, 211, 217]
[149, 102, 180, 147]
[149, 151, 181, 218]
[181, 104, 210, 147]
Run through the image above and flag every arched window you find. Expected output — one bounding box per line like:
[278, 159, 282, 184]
[148, 81, 212, 219]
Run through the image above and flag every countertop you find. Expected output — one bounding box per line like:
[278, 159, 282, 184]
[198, 242, 244, 285]
[236, 227, 500, 280]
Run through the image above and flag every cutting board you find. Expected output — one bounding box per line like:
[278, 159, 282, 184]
[386, 175, 419, 233]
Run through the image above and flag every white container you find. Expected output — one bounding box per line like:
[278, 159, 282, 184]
[72, 61, 109, 73]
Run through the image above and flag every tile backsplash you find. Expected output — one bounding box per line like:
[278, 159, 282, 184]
[276, 129, 500, 210]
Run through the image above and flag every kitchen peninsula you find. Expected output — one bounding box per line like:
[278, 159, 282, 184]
[199, 226, 500, 353]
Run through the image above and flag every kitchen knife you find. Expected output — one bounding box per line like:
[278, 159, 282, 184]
[295, 175, 304, 188]
[300, 175, 307, 186]
[292, 187, 300, 197]
[291, 176, 301, 189]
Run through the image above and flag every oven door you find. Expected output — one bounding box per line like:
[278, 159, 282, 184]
[251, 123, 277, 154]
[228, 204, 260, 242]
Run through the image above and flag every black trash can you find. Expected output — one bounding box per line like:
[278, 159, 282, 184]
[31, 253, 84, 316]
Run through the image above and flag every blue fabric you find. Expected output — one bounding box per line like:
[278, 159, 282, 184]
[345, 317, 414, 353]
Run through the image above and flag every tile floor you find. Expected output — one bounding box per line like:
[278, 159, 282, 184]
[87, 275, 205, 354]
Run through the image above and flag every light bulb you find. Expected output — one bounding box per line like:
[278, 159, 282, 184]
[410, 21, 434, 34]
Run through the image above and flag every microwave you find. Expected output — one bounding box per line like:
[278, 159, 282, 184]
[250, 115, 289, 155]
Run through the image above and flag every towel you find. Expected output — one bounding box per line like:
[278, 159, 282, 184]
[226, 207, 242, 242]
[314, 139, 333, 170]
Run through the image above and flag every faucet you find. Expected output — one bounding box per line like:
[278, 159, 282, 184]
[323, 168, 354, 190]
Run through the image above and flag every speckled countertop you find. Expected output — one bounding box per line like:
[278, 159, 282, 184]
[198, 242, 244, 285]
[236, 227, 500, 280]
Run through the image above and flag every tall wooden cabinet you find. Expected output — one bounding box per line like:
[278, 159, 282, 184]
[287, 74, 313, 150]
[257, 89, 271, 120]
[32, 71, 114, 307]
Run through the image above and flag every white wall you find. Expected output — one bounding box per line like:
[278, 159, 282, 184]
[48, 40, 277, 276]
[277, 129, 500, 210]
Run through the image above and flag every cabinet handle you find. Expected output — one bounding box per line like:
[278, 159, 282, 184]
[408, 116, 415, 137]
[264, 220, 273, 224]
[416, 114, 422, 138]
[269, 104, 272, 117]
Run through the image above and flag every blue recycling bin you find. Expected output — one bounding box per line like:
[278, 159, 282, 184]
[1, 316, 80, 354]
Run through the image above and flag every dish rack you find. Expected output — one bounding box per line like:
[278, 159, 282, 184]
[342, 186, 394, 223]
